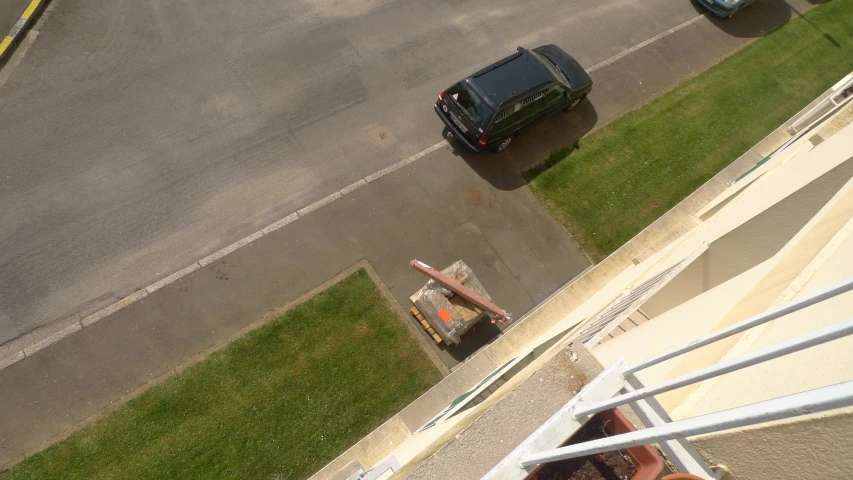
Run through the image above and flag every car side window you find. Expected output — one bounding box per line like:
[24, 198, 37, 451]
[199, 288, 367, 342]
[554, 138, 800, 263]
[543, 84, 567, 106]
[519, 86, 550, 118]
[490, 104, 523, 136]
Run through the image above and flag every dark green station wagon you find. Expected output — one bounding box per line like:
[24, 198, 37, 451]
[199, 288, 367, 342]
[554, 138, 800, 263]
[435, 45, 593, 153]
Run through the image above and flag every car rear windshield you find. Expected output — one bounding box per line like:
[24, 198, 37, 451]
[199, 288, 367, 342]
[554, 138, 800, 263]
[447, 82, 493, 127]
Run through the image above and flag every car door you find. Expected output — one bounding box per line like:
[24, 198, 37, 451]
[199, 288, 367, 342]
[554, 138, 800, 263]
[517, 86, 550, 129]
[488, 102, 525, 141]
[541, 83, 570, 117]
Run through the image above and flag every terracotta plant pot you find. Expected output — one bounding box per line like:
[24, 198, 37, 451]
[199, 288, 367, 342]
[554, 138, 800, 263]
[599, 408, 664, 480]
[526, 408, 664, 480]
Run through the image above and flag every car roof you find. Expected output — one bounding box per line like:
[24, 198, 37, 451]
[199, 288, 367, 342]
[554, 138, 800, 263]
[468, 50, 555, 107]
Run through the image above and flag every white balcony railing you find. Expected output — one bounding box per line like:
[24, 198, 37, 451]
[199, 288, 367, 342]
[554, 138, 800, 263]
[484, 276, 853, 480]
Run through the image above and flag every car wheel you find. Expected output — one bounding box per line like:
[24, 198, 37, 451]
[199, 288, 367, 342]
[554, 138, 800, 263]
[564, 96, 584, 112]
[494, 136, 512, 153]
[728, 6, 740, 17]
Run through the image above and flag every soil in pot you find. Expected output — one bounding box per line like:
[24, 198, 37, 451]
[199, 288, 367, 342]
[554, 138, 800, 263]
[528, 416, 638, 480]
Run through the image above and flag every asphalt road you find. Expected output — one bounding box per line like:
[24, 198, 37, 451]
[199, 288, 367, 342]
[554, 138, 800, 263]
[0, 0, 801, 345]
[0, 0, 30, 37]
[0, 0, 820, 466]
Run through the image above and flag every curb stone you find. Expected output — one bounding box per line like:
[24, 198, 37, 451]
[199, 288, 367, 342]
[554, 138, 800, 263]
[0, 0, 45, 64]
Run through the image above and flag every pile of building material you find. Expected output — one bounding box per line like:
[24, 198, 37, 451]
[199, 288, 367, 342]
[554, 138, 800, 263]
[409, 259, 507, 345]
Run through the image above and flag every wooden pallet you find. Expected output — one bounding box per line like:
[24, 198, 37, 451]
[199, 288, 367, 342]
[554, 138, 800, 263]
[410, 307, 443, 344]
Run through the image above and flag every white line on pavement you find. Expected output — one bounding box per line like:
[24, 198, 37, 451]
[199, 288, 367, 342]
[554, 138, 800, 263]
[587, 14, 707, 73]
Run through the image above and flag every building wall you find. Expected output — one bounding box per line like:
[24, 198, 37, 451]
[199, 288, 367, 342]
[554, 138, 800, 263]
[592, 120, 853, 479]
[691, 407, 853, 480]
[663, 177, 853, 413]
[642, 156, 853, 318]
[680, 221, 853, 418]
[591, 260, 772, 387]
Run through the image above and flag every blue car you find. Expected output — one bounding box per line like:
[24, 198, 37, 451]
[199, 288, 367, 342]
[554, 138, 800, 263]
[697, 0, 758, 17]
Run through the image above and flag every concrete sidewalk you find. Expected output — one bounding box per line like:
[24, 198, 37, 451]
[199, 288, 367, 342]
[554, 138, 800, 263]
[0, 0, 816, 469]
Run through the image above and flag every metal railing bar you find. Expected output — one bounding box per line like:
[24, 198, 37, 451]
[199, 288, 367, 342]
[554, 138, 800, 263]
[521, 380, 853, 468]
[789, 76, 853, 133]
[481, 361, 628, 480]
[623, 276, 853, 375]
[575, 316, 853, 418]
[622, 373, 722, 479]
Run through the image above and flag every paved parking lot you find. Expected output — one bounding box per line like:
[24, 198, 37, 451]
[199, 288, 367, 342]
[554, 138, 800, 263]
[0, 0, 794, 345]
[0, 0, 816, 466]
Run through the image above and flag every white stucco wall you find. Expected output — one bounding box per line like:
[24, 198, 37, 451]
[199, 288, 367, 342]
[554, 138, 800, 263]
[691, 407, 853, 480]
[682, 229, 853, 418]
[591, 260, 773, 385]
[697, 122, 853, 243]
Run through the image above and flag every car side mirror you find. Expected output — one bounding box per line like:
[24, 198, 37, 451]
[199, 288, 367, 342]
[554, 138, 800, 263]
[516, 46, 524, 52]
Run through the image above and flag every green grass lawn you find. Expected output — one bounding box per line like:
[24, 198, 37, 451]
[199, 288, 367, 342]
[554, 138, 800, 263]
[3, 269, 441, 480]
[526, 0, 853, 261]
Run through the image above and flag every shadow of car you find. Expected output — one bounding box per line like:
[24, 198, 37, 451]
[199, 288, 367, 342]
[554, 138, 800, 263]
[697, 0, 793, 38]
[446, 97, 598, 191]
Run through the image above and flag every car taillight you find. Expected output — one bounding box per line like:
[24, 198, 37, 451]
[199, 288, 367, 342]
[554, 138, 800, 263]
[438, 92, 446, 102]
[478, 135, 487, 147]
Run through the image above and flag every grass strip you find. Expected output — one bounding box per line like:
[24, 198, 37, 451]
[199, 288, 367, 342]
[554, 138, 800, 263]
[526, 0, 853, 261]
[3, 269, 441, 480]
